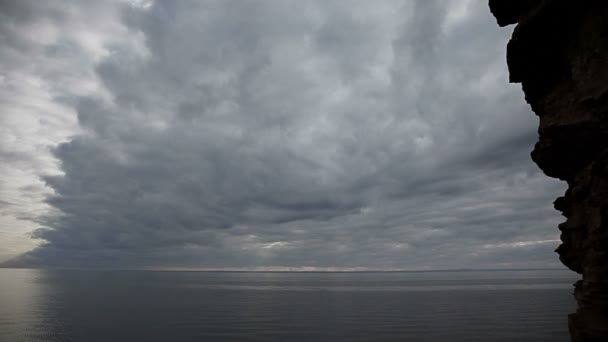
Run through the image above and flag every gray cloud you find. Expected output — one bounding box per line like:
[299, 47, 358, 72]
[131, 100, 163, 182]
[1, 0, 566, 269]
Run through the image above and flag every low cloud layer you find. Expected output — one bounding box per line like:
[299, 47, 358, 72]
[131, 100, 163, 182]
[1, 0, 566, 269]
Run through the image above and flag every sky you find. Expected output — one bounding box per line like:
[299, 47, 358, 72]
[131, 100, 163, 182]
[0, 0, 567, 270]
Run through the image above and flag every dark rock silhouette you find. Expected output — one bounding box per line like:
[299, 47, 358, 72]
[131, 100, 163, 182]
[489, 0, 608, 340]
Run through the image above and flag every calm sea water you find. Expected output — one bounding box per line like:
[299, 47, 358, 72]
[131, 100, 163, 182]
[0, 268, 577, 341]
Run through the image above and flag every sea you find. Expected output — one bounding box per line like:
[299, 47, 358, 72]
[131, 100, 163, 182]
[0, 268, 578, 341]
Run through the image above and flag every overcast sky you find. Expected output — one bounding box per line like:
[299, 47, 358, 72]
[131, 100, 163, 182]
[0, 0, 566, 270]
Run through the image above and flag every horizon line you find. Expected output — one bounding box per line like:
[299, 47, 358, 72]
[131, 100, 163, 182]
[0, 266, 569, 273]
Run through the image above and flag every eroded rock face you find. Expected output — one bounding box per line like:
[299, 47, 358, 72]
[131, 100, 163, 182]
[489, 0, 608, 340]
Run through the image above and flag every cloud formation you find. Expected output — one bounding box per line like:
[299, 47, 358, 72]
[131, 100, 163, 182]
[1, 0, 566, 269]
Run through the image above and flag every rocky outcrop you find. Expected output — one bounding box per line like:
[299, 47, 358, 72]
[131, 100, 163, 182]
[489, 0, 608, 340]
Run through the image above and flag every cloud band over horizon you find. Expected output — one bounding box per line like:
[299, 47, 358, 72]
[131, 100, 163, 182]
[0, 0, 566, 269]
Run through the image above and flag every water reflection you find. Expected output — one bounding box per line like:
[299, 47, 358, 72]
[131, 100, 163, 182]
[0, 269, 64, 341]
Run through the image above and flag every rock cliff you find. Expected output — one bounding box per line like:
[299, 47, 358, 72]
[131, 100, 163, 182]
[489, 0, 608, 340]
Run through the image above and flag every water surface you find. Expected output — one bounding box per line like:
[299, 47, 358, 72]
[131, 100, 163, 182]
[0, 269, 577, 341]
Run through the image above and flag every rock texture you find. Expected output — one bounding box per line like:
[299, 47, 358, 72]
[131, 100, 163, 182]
[489, 0, 608, 340]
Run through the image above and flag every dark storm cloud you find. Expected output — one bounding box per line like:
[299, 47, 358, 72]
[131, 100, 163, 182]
[2, 0, 566, 269]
